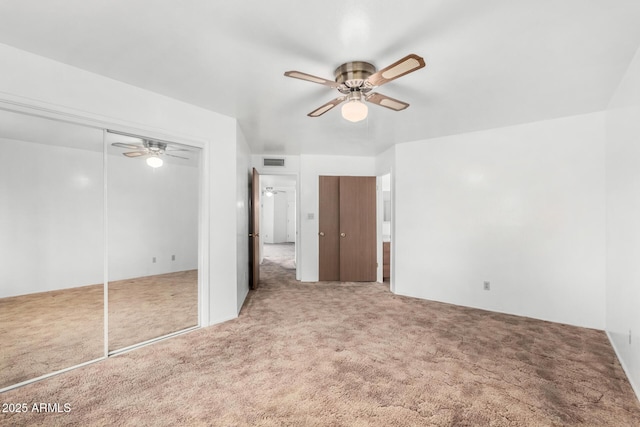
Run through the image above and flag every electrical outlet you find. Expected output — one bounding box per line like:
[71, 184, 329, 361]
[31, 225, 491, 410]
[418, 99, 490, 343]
[483, 281, 490, 291]
[172, 255, 176, 261]
[152, 257, 156, 263]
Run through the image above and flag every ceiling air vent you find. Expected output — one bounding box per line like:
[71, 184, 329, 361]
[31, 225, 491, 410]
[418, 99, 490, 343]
[263, 158, 285, 167]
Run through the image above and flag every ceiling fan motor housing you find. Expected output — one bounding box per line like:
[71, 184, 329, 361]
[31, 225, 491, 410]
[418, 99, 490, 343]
[144, 140, 167, 153]
[334, 61, 376, 94]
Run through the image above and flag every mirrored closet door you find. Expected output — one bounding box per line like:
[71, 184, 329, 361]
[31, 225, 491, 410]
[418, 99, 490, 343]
[0, 110, 202, 391]
[105, 131, 200, 353]
[0, 110, 105, 389]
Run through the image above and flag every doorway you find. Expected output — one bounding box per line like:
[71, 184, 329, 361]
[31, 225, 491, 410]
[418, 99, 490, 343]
[379, 173, 392, 287]
[260, 174, 297, 275]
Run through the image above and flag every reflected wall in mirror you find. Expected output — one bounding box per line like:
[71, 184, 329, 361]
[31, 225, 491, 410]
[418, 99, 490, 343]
[381, 173, 391, 241]
[383, 191, 391, 221]
[0, 111, 104, 389]
[106, 131, 200, 352]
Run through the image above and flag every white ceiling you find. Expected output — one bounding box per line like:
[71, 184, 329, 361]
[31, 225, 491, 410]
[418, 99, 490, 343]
[1, 0, 639, 157]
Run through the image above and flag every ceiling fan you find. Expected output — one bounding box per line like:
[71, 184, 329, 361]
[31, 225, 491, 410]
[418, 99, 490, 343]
[263, 186, 279, 197]
[111, 140, 189, 168]
[284, 53, 426, 122]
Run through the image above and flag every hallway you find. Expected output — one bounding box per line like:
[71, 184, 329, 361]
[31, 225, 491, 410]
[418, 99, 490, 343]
[262, 242, 295, 271]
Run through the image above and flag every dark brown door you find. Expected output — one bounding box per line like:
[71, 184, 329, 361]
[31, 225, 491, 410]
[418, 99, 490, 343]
[339, 176, 377, 281]
[250, 168, 260, 289]
[318, 175, 377, 282]
[319, 176, 340, 281]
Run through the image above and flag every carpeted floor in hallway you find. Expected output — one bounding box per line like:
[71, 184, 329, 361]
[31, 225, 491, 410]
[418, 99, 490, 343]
[263, 242, 296, 270]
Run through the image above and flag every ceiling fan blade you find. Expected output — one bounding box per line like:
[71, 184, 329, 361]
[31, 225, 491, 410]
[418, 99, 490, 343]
[284, 70, 340, 88]
[112, 142, 144, 150]
[123, 151, 149, 158]
[164, 153, 190, 160]
[365, 92, 410, 111]
[308, 96, 347, 117]
[366, 54, 425, 87]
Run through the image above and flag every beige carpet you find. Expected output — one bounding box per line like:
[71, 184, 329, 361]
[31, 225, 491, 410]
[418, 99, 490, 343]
[263, 242, 296, 270]
[0, 270, 197, 389]
[0, 284, 104, 389]
[1, 260, 639, 426]
[108, 270, 198, 350]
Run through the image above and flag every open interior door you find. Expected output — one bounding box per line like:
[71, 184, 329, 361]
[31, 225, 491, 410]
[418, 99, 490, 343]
[250, 168, 260, 289]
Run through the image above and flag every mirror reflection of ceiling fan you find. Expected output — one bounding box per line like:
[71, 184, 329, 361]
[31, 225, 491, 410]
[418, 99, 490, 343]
[263, 186, 279, 197]
[111, 140, 189, 168]
[284, 53, 426, 122]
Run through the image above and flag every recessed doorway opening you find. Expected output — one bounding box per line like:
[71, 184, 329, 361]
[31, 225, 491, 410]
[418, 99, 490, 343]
[259, 174, 297, 277]
[379, 173, 392, 288]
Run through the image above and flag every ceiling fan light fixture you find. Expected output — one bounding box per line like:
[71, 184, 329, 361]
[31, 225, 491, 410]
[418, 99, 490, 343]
[341, 92, 368, 122]
[146, 156, 163, 168]
[284, 53, 425, 119]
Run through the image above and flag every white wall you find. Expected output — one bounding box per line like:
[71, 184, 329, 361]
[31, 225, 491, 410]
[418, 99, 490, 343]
[606, 44, 640, 398]
[262, 192, 288, 244]
[262, 194, 275, 244]
[286, 191, 296, 243]
[272, 192, 288, 243]
[262, 193, 287, 244]
[108, 154, 199, 281]
[394, 112, 607, 329]
[0, 42, 239, 326]
[251, 155, 301, 177]
[299, 154, 376, 281]
[236, 124, 251, 314]
[0, 135, 200, 299]
[0, 137, 103, 298]
[259, 187, 295, 262]
[375, 145, 395, 177]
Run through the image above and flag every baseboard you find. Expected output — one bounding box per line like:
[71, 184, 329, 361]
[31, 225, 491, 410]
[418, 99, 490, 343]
[207, 313, 239, 327]
[606, 330, 640, 402]
[237, 287, 250, 314]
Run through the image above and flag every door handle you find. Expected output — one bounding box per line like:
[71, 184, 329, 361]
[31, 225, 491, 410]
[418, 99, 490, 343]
[319, 231, 325, 236]
[249, 233, 253, 237]
[340, 232, 346, 238]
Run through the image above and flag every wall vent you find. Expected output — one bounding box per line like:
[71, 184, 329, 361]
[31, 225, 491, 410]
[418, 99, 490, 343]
[263, 158, 285, 167]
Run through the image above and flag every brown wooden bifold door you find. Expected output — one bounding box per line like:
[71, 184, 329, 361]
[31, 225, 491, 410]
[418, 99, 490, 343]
[319, 176, 340, 281]
[339, 176, 377, 281]
[319, 175, 376, 282]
